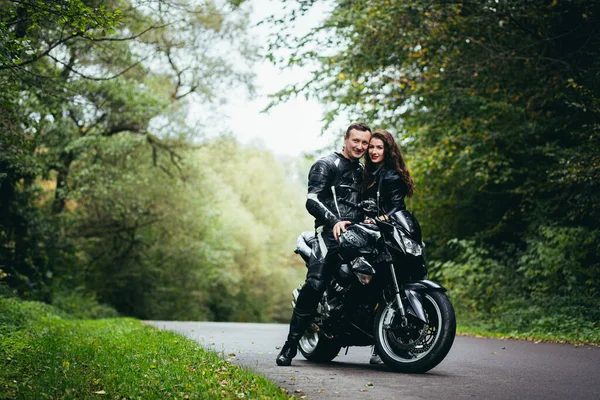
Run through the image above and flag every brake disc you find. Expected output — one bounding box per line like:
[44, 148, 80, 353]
[386, 321, 429, 352]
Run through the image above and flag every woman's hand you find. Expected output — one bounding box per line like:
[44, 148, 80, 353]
[364, 215, 389, 224]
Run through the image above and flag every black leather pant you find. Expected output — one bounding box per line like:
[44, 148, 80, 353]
[285, 228, 339, 344]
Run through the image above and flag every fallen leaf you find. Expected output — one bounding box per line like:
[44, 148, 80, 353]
[319, 389, 325, 393]
[366, 382, 374, 387]
[275, 346, 282, 350]
[295, 389, 304, 393]
[228, 353, 236, 357]
[290, 377, 296, 381]
[360, 389, 368, 392]
[93, 390, 106, 395]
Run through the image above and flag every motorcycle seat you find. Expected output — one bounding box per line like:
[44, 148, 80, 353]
[301, 231, 316, 245]
[295, 231, 316, 262]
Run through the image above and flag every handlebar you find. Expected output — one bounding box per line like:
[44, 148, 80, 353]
[338, 198, 379, 217]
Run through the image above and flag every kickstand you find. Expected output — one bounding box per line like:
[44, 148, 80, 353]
[345, 347, 349, 355]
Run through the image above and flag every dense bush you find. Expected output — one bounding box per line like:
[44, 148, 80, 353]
[51, 290, 119, 320]
[437, 239, 599, 343]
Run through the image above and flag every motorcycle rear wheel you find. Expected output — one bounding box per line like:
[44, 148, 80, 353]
[374, 290, 456, 373]
[298, 329, 342, 362]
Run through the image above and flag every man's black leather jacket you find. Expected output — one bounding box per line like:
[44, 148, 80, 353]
[306, 152, 364, 229]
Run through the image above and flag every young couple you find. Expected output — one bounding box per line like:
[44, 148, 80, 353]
[276, 122, 415, 367]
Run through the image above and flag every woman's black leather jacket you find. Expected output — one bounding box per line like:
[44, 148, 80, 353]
[306, 152, 364, 229]
[365, 167, 407, 218]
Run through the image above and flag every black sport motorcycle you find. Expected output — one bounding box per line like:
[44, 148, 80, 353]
[292, 199, 456, 373]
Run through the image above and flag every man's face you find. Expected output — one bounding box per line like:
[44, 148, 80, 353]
[343, 129, 371, 161]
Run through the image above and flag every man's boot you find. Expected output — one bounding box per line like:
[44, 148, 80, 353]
[276, 340, 298, 367]
[276, 306, 313, 366]
[277, 277, 324, 366]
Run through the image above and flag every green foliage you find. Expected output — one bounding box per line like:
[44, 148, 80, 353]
[51, 289, 119, 320]
[0, 91, 53, 301]
[45, 134, 309, 322]
[457, 295, 600, 344]
[519, 225, 600, 297]
[0, 1, 120, 70]
[438, 239, 599, 343]
[194, 138, 311, 321]
[0, 297, 291, 399]
[0, 297, 63, 336]
[269, 0, 600, 335]
[434, 239, 518, 315]
[1, 0, 301, 324]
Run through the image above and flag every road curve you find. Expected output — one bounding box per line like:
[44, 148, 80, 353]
[145, 321, 599, 400]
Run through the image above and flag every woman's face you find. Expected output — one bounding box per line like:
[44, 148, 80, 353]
[368, 138, 385, 167]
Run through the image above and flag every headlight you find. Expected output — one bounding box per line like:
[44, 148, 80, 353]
[402, 235, 423, 256]
[355, 272, 373, 285]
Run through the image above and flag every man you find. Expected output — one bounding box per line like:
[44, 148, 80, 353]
[276, 122, 372, 366]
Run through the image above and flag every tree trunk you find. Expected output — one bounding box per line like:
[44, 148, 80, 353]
[52, 150, 74, 215]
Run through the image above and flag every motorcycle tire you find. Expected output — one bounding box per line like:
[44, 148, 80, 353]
[374, 290, 456, 373]
[298, 329, 342, 363]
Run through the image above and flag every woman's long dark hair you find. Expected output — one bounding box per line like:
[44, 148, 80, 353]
[363, 129, 415, 197]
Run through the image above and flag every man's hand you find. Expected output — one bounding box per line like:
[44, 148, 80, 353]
[333, 220, 352, 240]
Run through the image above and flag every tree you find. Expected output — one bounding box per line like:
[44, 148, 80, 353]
[0, 0, 256, 300]
[56, 136, 310, 321]
[267, 0, 600, 310]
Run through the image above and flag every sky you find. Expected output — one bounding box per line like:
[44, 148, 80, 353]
[218, 0, 342, 158]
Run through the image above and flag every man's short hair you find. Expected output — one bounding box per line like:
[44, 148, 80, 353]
[345, 122, 372, 138]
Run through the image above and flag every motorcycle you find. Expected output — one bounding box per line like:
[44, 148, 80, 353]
[292, 199, 456, 373]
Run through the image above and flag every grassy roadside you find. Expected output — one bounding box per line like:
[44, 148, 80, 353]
[0, 298, 291, 399]
[455, 307, 599, 346]
[2, 296, 597, 400]
[456, 323, 599, 346]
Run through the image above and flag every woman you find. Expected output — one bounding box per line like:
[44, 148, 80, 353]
[363, 129, 416, 364]
[363, 129, 415, 221]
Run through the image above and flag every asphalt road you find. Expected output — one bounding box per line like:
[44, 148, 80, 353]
[145, 321, 600, 400]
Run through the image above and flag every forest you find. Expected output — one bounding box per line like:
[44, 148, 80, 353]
[1, 0, 598, 341]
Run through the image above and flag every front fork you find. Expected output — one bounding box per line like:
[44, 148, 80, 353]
[387, 263, 409, 328]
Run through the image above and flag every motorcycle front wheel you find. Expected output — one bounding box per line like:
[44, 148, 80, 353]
[298, 328, 342, 363]
[374, 290, 456, 373]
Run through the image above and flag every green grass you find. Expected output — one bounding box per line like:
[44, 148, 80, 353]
[457, 323, 599, 345]
[0, 298, 291, 399]
[2, 295, 597, 400]
[454, 297, 600, 346]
